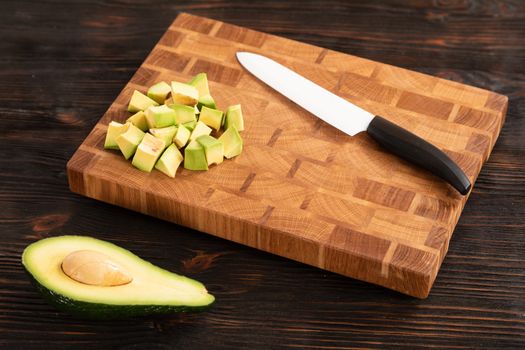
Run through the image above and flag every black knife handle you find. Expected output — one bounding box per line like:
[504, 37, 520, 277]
[367, 116, 471, 195]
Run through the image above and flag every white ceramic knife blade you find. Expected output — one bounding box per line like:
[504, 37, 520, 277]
[235, 51, 471, 195]
[236, 51, 374, 136]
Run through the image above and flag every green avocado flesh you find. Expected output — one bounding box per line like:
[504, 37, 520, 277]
[128, 90, 158, 113]
[22, 236, 215, 319]
[169, 103, 196, 125]
[147, 81, 171, 104]
[219, 125, 243, 159]
[174, 124, 191, 148]
[104, 121, 130, 150]
[104, 74, 244, 177]
[183, 120, 197, 131]
[225, 104, 244, 132]
[171, 82, 199, 106]
[197, 135, 224, 166]
[127, 111, 149, 132]
[155, 144, 183, 178]
[132, 133, 166, 172]
[184, 140, 208, 171]
[145, 105, 176, 129]
[150, 125, 177, 149]
[116, 124, 146, 160]
[190, 121, 212, 141]
[199, 106, 223, 131]
[188, 73, 210, 97]
[197, 94, 216, 110]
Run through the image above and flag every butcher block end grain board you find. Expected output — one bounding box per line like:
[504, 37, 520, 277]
[67, 13, 507, 298]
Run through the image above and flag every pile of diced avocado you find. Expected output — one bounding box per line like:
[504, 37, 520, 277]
[103, 73, 244, 177]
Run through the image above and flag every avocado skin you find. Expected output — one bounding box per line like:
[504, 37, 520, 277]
[25, 271, 214, 320]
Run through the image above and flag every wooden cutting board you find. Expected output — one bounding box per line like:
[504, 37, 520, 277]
[67, 13, 507, 298]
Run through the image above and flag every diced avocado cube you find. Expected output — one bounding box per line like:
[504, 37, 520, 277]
[197, 94, 217, 110]
[189, 121, 212, 141]
[116, 124, 146, 159]
[145, 105, 176, 129]
[168, 103, 196, 125]
[128, 90, 159, 113]
[198, 106, 223, 131]
[171, 82, 198, 106]
[155, 144, 183, 178]
[188, 73, 210, 97]
[196, 135, 224, 166]
[126, 111, 148, 132]
[225, 104, 244, 131]
[132, 133, 166, 172]
[104, 121, 131, 150]
[184, 140, 208, 171]
[183, 120, 197, 131]
[149, 125, 177, 149]
[173, 125, 191, 149]
[219, 125, 243, 159]
[147, 81, 171, 104]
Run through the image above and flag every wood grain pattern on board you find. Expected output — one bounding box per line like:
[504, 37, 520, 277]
[67, 13, 507, 298]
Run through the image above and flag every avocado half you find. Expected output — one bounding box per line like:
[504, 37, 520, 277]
[22, 236, 215, 319]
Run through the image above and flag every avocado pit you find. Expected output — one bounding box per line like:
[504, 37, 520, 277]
[61, 250, 132, 287]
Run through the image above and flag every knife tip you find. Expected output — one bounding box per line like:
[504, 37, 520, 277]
[236, 51, 251, 66]
[236, 51, 259, 62]
[236, 51, 248, 59]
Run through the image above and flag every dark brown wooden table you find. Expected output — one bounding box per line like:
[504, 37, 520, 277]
[2, 1, 524, 349]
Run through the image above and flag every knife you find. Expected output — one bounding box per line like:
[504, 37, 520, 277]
[236, 52, 471, 195]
